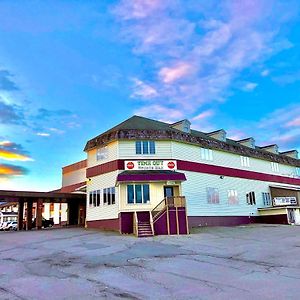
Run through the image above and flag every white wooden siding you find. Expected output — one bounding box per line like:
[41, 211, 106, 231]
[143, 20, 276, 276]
[171, 141, 298, 177]
[181, 171, 298, 217]
[86, 170, 119, 221]
[87, 141, 119, 168]
[118, 140, 172, 159]
[62, 168, 86, 187]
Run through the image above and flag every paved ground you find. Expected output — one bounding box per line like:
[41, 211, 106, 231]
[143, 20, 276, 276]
[0, 225, 300, 300]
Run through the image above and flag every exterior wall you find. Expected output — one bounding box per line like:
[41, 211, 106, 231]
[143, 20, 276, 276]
[258, 208, 287, 216]
[118, 140, 172, 159]
[119, 182, 181, 212]
[87, 141, 119, 168]
[171, 141, 299, 178]
[86, 218, 119, 231]
[43, 203, 51, 220]
[62, 168, 86, 187]
[86, 170, 119, 221]
[61, 203, 68, 222]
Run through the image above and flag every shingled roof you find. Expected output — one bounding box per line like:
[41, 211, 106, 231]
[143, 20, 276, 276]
[84, 115, 300, 167]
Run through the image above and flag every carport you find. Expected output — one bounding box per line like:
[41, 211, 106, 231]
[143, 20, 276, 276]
[0, 190, 86, 230]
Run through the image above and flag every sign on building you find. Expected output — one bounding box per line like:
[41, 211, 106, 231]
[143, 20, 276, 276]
[273, 197, 297, 206]
[125, 160, 177, 171]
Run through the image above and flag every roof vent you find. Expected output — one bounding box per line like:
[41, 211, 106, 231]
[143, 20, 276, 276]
[260, 144, 279, 154]
[170, 119, 191, 133]
[237, 137, 255, 149]
[207, 129, 227, 142]
[280, 150, 298, 159]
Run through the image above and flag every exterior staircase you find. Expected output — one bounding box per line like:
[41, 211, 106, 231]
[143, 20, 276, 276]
[137, 221, 154, 237]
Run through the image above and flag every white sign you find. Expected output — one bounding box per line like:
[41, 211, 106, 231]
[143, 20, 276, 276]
[273, 197, 297, 206]
[125, 160, 177, 171]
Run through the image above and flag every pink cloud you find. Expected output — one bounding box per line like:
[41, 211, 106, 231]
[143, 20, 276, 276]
[135, 104, 184, 123]
[131, 78, 158, 99]
[159, 62, 194, 84]
[286, 117, 300, 127]
[192, 110, 214, 121]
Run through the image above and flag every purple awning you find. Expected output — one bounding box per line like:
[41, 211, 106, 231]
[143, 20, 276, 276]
[117, 171, 186, 182]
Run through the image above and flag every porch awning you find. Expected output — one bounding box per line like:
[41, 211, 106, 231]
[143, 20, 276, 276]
[117, 170, 187, 182]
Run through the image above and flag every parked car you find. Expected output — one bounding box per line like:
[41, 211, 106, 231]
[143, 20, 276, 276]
[32, 218, 54, 228]
[0, 222, 7, 230]
[4, 221, 18, 231]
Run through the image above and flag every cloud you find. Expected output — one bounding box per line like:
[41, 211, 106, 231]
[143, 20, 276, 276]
[159, 62, 194, 84]
[131, 78, 158, 99]
[113, 0, 297, 118]
[261, 69, 270, 77]
[242, 82, 258, 91]
[0, 141, 33, 161]
[35, 108, 73, 120]
[36, 132, 50, 137]
[286, 117, 300, 127]
[0, 99, 26, 125]
[272, 71, 300, 85]
[192, 110, 214, 121]
[0, 163, 28, 180]
[135, 104, 184, 123]
[0, 70, 18, 91]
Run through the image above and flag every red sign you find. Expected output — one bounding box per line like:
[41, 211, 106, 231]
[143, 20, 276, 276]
[168, 161, 175, 169]
[127, 162, 134, 169]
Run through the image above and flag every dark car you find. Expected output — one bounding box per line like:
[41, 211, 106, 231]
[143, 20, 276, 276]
[32, 218, 54, 228]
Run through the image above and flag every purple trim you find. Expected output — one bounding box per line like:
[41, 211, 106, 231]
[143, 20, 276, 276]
[117, 172, 186, 182]
[120, 212, 134, 234]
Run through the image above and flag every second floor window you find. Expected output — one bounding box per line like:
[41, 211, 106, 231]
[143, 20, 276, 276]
[241, 156, 250, 167]
[200, 148, 213, 161]
[136, 141, 155, 154]
[96, 147, 108, 161]
[271, 162, 279, 172]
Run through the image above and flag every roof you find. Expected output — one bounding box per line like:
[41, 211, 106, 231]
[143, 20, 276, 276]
[84, 115, 300, 167]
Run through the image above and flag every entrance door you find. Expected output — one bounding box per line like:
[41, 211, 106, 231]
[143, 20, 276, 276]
[164, 186, 174, 198]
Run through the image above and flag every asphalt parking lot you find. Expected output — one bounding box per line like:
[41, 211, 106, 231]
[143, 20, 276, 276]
[0, 225, 300, 300]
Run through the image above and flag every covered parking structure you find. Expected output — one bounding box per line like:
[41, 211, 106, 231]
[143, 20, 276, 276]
[0, 190, 86, 230]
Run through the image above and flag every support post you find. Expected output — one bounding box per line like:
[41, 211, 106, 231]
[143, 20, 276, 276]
[36, 199, 43, 230]
[26, 201, 33, 230]
[18, 200, 24, 230]
[176, 207, 179, 235]
[166, 206, 170, 235]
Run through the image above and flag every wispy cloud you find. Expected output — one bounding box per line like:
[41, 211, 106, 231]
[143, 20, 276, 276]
[0, 163, 28, 181]
[36, 132, 50, 137]
[242, 82, 258, 91]
[0, 70, 19, 91]
[0, 141, 33, 161]
[113, 0, 297, 119]
[131, 78, 158, 99]
[192, 110, 214, 121]
[0, 98, 26, 125]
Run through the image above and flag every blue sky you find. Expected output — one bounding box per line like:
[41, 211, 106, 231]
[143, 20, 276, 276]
[0, 0, 300, 191]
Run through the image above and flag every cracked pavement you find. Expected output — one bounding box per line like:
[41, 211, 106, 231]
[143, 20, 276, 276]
[0, 225, 300, 299]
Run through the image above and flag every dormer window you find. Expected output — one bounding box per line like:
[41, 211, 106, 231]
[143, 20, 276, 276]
[170, 119, 191, 133]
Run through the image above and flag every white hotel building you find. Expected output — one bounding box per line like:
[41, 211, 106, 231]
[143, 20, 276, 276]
[61, 116, 300, 237]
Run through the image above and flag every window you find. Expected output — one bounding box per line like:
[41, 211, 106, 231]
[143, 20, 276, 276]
[89, 190, 101, 207]
[135, 141, 155, 154]
[200, 148, 213, 161]
[228, 190, 239, 205]
[96, 147, 108, 161]
[262, 192, 271, 206]
[207, 187, 219, 204]
[241, 156, 250, 167]
[103, 187, 116, 205]
[127, 184, 150, 204]
[296, 167, 300, 177]
[271, 162, 279, 172]
[246, 191, 256, 205]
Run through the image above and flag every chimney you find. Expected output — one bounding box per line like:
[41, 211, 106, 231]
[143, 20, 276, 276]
[207, 129, 227, 142]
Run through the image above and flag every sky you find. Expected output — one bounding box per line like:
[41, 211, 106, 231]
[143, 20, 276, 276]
[0, 0, 300, 191]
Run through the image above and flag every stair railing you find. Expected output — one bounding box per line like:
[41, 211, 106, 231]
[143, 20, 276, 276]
[133, 211, 139, 236]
